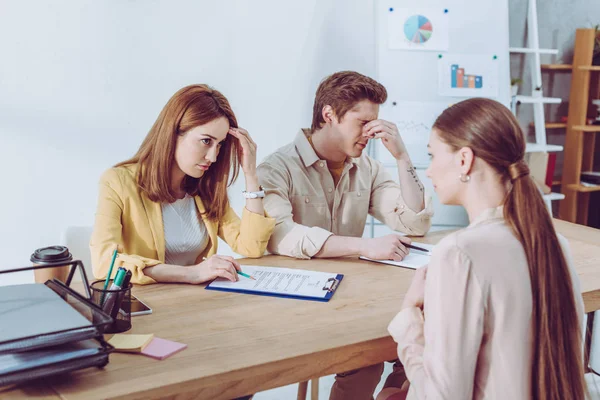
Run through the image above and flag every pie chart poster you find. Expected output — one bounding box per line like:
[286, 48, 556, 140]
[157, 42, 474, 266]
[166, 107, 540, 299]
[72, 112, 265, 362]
[387, 8, 449, 51]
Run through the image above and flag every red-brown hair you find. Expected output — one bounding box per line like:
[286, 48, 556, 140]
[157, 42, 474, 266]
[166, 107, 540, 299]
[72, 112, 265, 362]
[311, 71, 387, 131]
[116, 84, 240, 221]
[433, 98, 587, 400]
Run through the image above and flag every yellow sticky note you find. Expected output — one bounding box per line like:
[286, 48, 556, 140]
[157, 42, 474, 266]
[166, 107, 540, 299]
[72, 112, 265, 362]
[108, 334, 155, 353]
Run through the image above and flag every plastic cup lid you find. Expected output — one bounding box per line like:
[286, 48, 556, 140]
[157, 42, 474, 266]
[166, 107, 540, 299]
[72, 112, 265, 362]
[30, 245, 73, 264]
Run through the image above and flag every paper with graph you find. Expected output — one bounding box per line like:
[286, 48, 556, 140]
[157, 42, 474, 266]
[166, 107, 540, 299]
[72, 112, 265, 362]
[376, 101, 450, 168]
[438, 54, 499, 98]
[387, 7, 449, 51]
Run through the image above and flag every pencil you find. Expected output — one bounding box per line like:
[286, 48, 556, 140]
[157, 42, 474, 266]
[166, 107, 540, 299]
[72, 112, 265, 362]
[237, 270, 256, 280]
[101, 249, 119, 305]
[406, 243, 430, 253]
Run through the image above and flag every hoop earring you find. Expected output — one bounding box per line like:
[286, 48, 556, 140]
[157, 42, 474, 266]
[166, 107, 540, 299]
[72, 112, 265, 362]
[459, 173, 470, 183]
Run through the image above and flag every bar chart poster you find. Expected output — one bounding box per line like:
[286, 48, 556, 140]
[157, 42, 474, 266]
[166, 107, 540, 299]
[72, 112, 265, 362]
[387, 7, 449, 51]
[438, 54, 499, 98]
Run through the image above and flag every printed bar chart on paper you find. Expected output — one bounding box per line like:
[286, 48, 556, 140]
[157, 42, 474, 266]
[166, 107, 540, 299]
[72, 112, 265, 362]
[450, 64, 483, 89]
[438, 54, 499, 98]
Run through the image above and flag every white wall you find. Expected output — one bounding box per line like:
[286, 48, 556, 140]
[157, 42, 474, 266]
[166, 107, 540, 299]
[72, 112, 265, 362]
[0, 0, 378, 270]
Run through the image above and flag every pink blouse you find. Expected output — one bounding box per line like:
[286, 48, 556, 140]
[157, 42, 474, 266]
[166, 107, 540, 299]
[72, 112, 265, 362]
[388, 207, 584, 399]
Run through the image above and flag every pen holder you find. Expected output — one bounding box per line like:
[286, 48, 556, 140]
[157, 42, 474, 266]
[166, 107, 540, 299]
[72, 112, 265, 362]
[90, 280, 132, 334]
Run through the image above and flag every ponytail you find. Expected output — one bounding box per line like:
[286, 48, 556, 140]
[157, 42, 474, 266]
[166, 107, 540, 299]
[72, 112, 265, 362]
[504, 160, 586, 400]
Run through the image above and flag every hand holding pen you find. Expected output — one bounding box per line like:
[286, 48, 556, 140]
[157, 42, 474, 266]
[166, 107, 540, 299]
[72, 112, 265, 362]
[183, 255, 255, 284]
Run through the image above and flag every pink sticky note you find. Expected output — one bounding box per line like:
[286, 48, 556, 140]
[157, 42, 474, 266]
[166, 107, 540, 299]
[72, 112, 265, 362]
[140, 337, 187, 360]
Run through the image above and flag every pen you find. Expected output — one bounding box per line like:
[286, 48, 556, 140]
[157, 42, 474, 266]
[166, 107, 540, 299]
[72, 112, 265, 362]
[103, 267, 127, 315]
[201, 257, 255, 280]
[121, 270, 132, 288]
[237, 271, 256, 280]
[111, 270, 131, 319]
[406, 243, 431, 253]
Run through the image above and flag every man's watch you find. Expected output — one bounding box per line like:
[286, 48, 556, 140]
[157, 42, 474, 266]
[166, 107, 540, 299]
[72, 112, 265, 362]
[242, 186, 265, 199]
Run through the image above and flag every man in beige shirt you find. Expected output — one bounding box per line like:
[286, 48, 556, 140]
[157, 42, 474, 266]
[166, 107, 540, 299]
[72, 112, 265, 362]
[257, 71, 433, 400]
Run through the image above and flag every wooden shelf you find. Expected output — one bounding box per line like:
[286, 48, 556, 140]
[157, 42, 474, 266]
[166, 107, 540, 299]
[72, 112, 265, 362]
[567, 184, 600, 193]
[545, 122, 568, 129]
[572, 125, 600, 132]
[578, 66, 600, 71]
[529, 122, 567, 129]
[542, 64, 573, 71]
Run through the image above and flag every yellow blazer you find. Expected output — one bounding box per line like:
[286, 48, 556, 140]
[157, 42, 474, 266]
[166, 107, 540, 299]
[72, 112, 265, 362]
[90, 164, 276, 285]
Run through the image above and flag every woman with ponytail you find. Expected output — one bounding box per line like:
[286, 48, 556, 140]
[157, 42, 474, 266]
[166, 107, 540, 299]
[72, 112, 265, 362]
[378, 98, 587, 400]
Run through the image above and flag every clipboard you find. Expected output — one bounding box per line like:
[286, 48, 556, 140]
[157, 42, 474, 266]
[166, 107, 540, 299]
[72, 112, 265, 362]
[205, 266, 344, 302]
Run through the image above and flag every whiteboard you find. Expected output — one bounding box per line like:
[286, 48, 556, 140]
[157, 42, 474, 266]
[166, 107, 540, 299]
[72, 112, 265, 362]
[373, 0, 510, 227]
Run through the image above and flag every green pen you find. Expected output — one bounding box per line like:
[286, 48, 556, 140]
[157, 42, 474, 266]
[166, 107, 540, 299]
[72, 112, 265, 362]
[111, 268, 127, 288]
[237, 270, 256, 280]
[201, 257, 256, 280]
[102, 268, 127, 313]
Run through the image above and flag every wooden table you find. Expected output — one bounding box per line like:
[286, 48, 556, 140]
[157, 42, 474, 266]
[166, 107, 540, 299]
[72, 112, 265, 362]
[2, 219, 600, 399]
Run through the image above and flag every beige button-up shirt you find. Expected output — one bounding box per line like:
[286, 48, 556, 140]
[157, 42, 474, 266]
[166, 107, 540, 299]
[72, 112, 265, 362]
[388, 207, 584, 399]
[257, 129, 433, 259]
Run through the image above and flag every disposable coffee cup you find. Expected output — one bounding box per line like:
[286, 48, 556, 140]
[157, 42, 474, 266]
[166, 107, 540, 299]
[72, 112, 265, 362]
[30, 245, 73, 284]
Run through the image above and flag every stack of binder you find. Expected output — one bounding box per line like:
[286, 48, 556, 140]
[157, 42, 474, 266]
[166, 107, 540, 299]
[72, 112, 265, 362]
[0, 261, 114, 387]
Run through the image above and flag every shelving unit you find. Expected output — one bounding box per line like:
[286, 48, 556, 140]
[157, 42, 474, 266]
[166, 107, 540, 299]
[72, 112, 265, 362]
[559, 28, 600, 225]
[510, 0, 565, 214]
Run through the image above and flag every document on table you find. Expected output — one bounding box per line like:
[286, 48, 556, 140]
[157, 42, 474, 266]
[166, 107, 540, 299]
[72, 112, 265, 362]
[205, 265, 343, 302]
[360, 242, 434, 269]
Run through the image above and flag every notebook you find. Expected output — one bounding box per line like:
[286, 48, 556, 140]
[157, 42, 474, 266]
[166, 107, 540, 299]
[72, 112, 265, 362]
[0, 339, 102, 376]
[141, 337, 187, 360]
[107, 334, 154, 353]
[205, 265, 343, 302]
[360, 242, 434, 270]
[0, 283, 98, 353]
[0, 338, 109, 387]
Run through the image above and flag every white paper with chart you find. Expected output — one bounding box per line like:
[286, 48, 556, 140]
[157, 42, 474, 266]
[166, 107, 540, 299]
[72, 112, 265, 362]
[205, 266, 343, 302]
[438, 53, 500, 98]
[360, 242, 434, 269]
[376, 101, 450, 169]
[386, 7, 449, 52]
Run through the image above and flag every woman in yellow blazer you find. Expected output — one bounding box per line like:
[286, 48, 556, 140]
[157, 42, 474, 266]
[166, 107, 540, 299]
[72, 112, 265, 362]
[91, 84, 276, 285]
